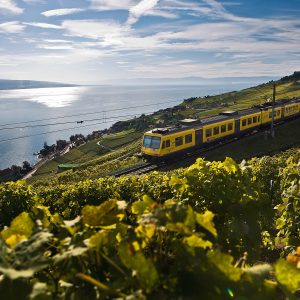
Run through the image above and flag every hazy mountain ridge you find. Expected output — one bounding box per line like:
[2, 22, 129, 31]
[0, 76, 281, 90]
[0, 79, 78, 90]
[102, 75, 280, 86]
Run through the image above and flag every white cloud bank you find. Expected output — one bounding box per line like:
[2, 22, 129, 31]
[127, 0, 160, 24]
[0, 21, 25, 33]
[90, 0, 137, 11]
[23, 22, 62, 29]
[0, 0, 23, 15]
[42, 8, 85, 17]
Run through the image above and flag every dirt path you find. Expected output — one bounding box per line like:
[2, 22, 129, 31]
[22, 145, 72, 180]
[96, 141, 114, 152]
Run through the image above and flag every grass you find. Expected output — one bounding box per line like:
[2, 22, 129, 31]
[31, 129, 142, 180]
[101, 130, 143, 149]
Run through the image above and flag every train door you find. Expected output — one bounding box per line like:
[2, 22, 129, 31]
[235, 119, 240, 135]
[195, 129, 202, 145]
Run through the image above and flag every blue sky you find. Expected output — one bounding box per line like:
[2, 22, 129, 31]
[0, 0, 299, 83]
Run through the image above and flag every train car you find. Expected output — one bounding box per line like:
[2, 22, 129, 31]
[283, 101, 300, 118]
[142, 98, 300, 159]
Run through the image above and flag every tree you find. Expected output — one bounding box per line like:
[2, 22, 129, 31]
[56, 140, 67, 151]
[22, 161, 32, 173]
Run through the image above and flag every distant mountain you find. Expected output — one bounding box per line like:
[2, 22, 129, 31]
[103, 75, 280, 86]
[0, 79, 78, 90]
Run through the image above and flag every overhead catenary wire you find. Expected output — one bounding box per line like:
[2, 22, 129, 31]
[0, 111, 155, 131]
[0, 112, 153, 144]
[0, 99, 183, 127]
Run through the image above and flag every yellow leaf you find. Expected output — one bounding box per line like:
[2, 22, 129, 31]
[5, 234, 27, 248]
[1, 212, 34, 247]
[223, 157, 238, 174]
[195, 210, 217, 237]
[184, 234, 212, 249]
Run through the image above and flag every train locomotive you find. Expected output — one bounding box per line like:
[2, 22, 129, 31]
[142, 99, 300, 159]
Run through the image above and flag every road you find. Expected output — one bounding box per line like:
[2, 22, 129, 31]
[22, 144, 72, 180]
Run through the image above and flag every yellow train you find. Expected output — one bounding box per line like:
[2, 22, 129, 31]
[142, 99, 300, 158]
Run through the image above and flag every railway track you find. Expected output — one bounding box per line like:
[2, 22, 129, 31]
[107, 162, 165, 177]
[106, 135, 242, 178]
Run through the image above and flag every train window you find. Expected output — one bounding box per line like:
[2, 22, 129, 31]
[151, 137, 161, 149]
[206, 128, 212, 137]
[143, 136, 152, 148]
[248, 118, 252, 125]
[277, 110, 280, 116]
[166, 140, 170, 148]
[162, 141, 166, 149]
[221, 124, 226, 133]
[185, 134, 192, 144]
[258, 116, 260, 122]
[143, 136, 161, 149]
[242, 119, 246, 127]
[269, 112, 273, 118]
[213, 127, 219, 135]
[228, 123, 233, 131]
[175, 136, 183, 146]
[253, 116, 257, 123]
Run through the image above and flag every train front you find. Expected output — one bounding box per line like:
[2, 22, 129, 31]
[141, 130, 162, 158]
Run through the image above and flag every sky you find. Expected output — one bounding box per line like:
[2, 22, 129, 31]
[0, 0, 300, 84]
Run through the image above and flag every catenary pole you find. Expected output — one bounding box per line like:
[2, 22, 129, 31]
[270, 84, 276, 138]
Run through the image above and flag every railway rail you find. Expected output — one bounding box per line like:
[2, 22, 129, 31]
[107, 162, 164, 177]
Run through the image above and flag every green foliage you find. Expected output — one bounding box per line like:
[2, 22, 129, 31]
[0, 181, 36, 228]
[275, 259, 300, 294]
[0, 150, 299, 298]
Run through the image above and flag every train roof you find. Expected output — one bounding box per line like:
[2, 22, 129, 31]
[146, 98, 300, 136]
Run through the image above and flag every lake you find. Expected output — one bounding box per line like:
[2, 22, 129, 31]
[0, 84, 250, 169]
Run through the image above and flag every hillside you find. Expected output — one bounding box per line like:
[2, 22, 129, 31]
[0, 79, 78, 90]
[0, 73, 300, 298]
[29, 72, 300, 184]
[0, 149, 299, 299]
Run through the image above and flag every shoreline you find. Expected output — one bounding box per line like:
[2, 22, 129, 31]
[21, 144, 72, 180]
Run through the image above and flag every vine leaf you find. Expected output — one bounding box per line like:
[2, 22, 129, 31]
[131, 195, 154, 215]
[195, 210, 217, 237]
[223, 157, 238, 174]
[207, 250, 243, 282]
[118, 242, 158, 292]
[1, 212, 34, 247]
[82, 200, 123, 226]
[275, 259, 300, 293]
[184, 235, 212, 249]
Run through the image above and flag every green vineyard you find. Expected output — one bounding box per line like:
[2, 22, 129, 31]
[0, 148, 299, 299]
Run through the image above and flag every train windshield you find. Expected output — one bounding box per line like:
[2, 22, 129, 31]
[143, 136, 161, 149]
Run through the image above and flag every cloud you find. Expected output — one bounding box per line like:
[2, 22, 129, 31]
[1, 0, 300, 81]
[23, 22, 62, 29]
[43, 39, 74, 44]
[0, 0, 23, 15]
[62, 19, 129, 43]
[0, 21, 25, 33]
[127, 0, 160, 25]
[90, 0, 136, 11]
[130, 57, 299, 79]
[144, 9, 177, 19]
[158, 0, 250, 22]
[37, 44, 74, 50]
[91, 0, 173, 22]
[23, 0, 46, 3]
[42, 8, 85, 17]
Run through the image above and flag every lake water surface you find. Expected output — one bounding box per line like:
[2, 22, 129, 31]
[0, 84, 250, 169]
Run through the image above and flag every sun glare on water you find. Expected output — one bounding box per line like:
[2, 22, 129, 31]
[0, 87, 86, 108]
